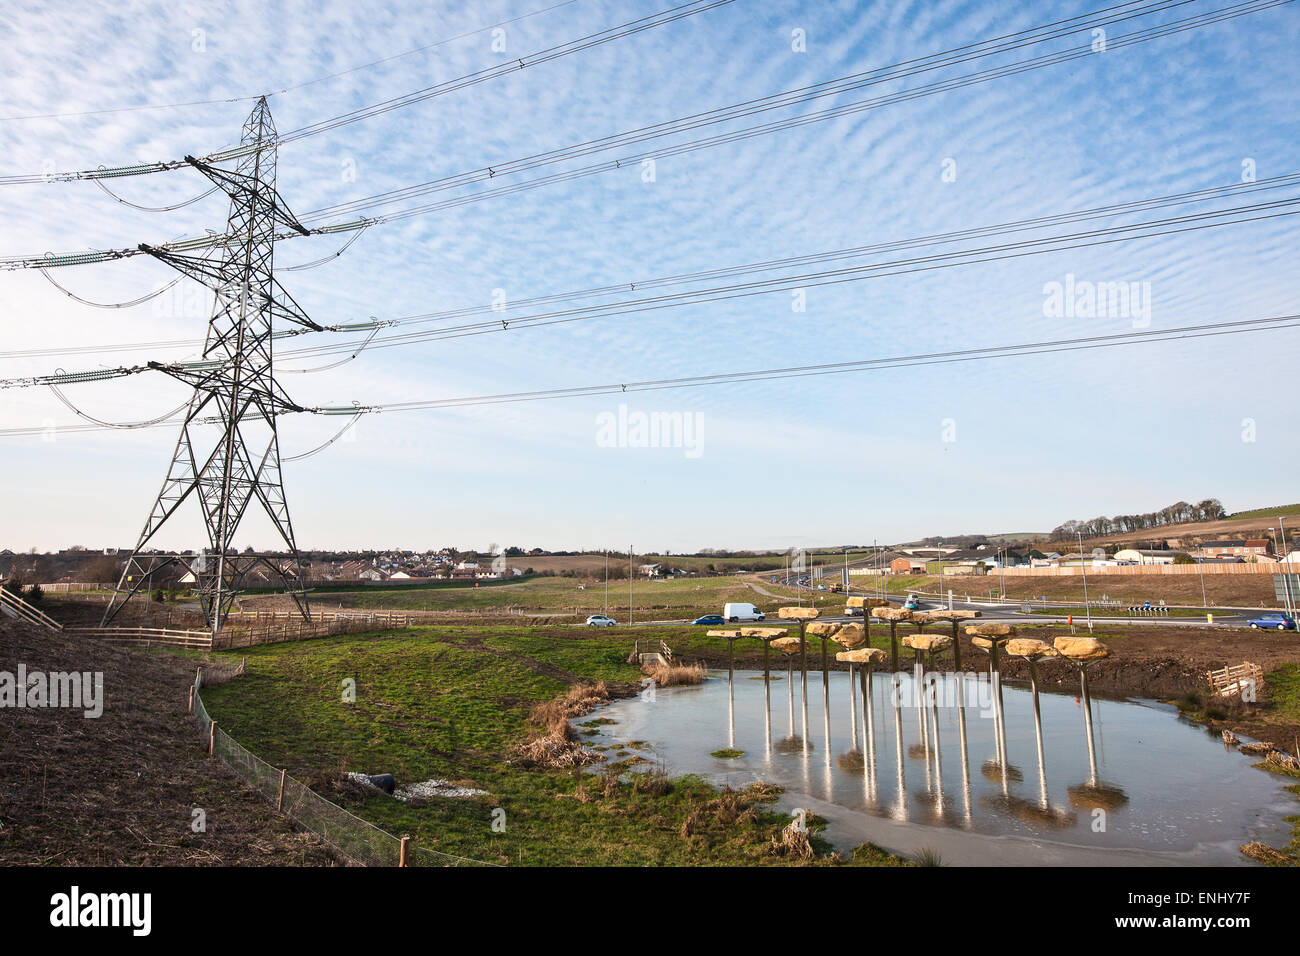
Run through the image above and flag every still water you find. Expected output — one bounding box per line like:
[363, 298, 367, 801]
[578, 666, 1296, 864]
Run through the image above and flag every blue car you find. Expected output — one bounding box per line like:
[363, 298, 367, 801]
[692, 614, 725, 626]
[1248, 613, 1297, 631]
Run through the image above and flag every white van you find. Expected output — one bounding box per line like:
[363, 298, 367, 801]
[723, 602, 765, 622]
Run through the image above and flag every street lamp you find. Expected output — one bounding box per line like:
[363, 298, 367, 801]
[1077, 531, 1093, 632]
[1280, 516, 1297, 617]
[1195, 551, 1207, 610]
[1270, 528, 1294, 619]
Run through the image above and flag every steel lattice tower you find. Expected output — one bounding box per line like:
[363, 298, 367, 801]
[103, 98, 319, 634]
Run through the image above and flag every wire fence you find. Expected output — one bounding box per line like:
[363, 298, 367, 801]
[191, 671, 496, 867]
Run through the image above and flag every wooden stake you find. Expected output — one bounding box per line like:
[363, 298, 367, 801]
[187, 685, 194, 714]
[277, 768, 286, 812]
[399, 835, 410, 867]
[208, 720, 217, 757]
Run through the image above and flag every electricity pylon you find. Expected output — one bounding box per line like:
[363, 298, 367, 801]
[103, 97, 318, 634]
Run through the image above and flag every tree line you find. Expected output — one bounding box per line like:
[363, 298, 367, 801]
[1051, 499, 1226, 538]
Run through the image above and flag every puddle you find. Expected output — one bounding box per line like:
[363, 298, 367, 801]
[578, 667, 1298, 865]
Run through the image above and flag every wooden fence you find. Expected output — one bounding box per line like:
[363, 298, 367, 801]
[0, 587, 64, 630]
[996, 564, 1286, 577]
[67, 626, 212, 648]
[67, 613, 411, 652]
[1206, 662, 1264, 697]
[226, 609, 410, 628]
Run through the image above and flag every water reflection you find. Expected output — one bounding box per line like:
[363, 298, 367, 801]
[579, 666, 1297, 856]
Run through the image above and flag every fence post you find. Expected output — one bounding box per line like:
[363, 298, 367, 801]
[187, 685, 194, 714]
[399, 836, 410, 867]
[208, 720, 217, 757]
[277, 769, 286, 812]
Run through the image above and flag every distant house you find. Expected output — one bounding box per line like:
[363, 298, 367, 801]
[890, 557, 927, 574]
[639, 564, 661, 577]
[358, 568, 387, 581]
[1113, 548, 1179, 565]
[941, 546, 1005, 569]
[1199, 538, 1273, 558]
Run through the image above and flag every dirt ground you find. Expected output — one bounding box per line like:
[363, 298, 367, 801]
[0, 621, 338, 866]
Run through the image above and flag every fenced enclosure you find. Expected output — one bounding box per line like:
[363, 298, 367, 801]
[191, 671, 494, 867]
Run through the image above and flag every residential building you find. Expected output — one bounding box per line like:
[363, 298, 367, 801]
[1199, 538, 1273, 558]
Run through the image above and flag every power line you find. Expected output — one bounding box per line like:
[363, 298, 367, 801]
[5, 173, 1296, 365]
[262, 0, 736, 150]
[300, 0, 1292, 225]
[276, 194, 1300, 359]
[303, 0, 1204, 220]
[0, 0, 584, 124]
[350, 315, 1300, 414]
[0, 0, 730, 186]
[5, 0, 1283, 272]
[11, 190, 1296, 382]
[284, 175, 1300, 354]
[1, 314, 1293, 437]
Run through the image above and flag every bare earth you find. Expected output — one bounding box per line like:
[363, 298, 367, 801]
[0, 621, 338, 866]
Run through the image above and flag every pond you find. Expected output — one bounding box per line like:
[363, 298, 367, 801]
[577, 665, 1297, 865]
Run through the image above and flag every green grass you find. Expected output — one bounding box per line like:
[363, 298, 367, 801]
[287, 574, 785, 619]
[1266, 663, 1300, 725]
[1228, 504, 1300, 520]
[242, 575, 542, 596]
[198, 624, 894, 866]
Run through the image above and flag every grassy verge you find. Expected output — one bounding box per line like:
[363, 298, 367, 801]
[197, 625, 903, 866]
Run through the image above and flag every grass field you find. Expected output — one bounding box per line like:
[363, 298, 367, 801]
[266, 574, 820, 619]
[198, 625, 902, 866]
[1228, 504, 1300, 520]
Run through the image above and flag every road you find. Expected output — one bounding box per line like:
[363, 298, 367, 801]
[621, 575, 1263, 631]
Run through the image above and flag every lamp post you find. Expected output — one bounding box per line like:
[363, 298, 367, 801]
[1279, 517, 1297, 617]
[1077, 531, 1093, 631]
[1196, 551, 1207, 610]
[1270, 528, 1294, 618]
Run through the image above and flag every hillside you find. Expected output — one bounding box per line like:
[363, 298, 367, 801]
[1050, 508, 1300, 551]
[0, 621, 337, 865]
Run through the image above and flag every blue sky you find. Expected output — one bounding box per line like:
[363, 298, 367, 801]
[0, 0, 1297, 554]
